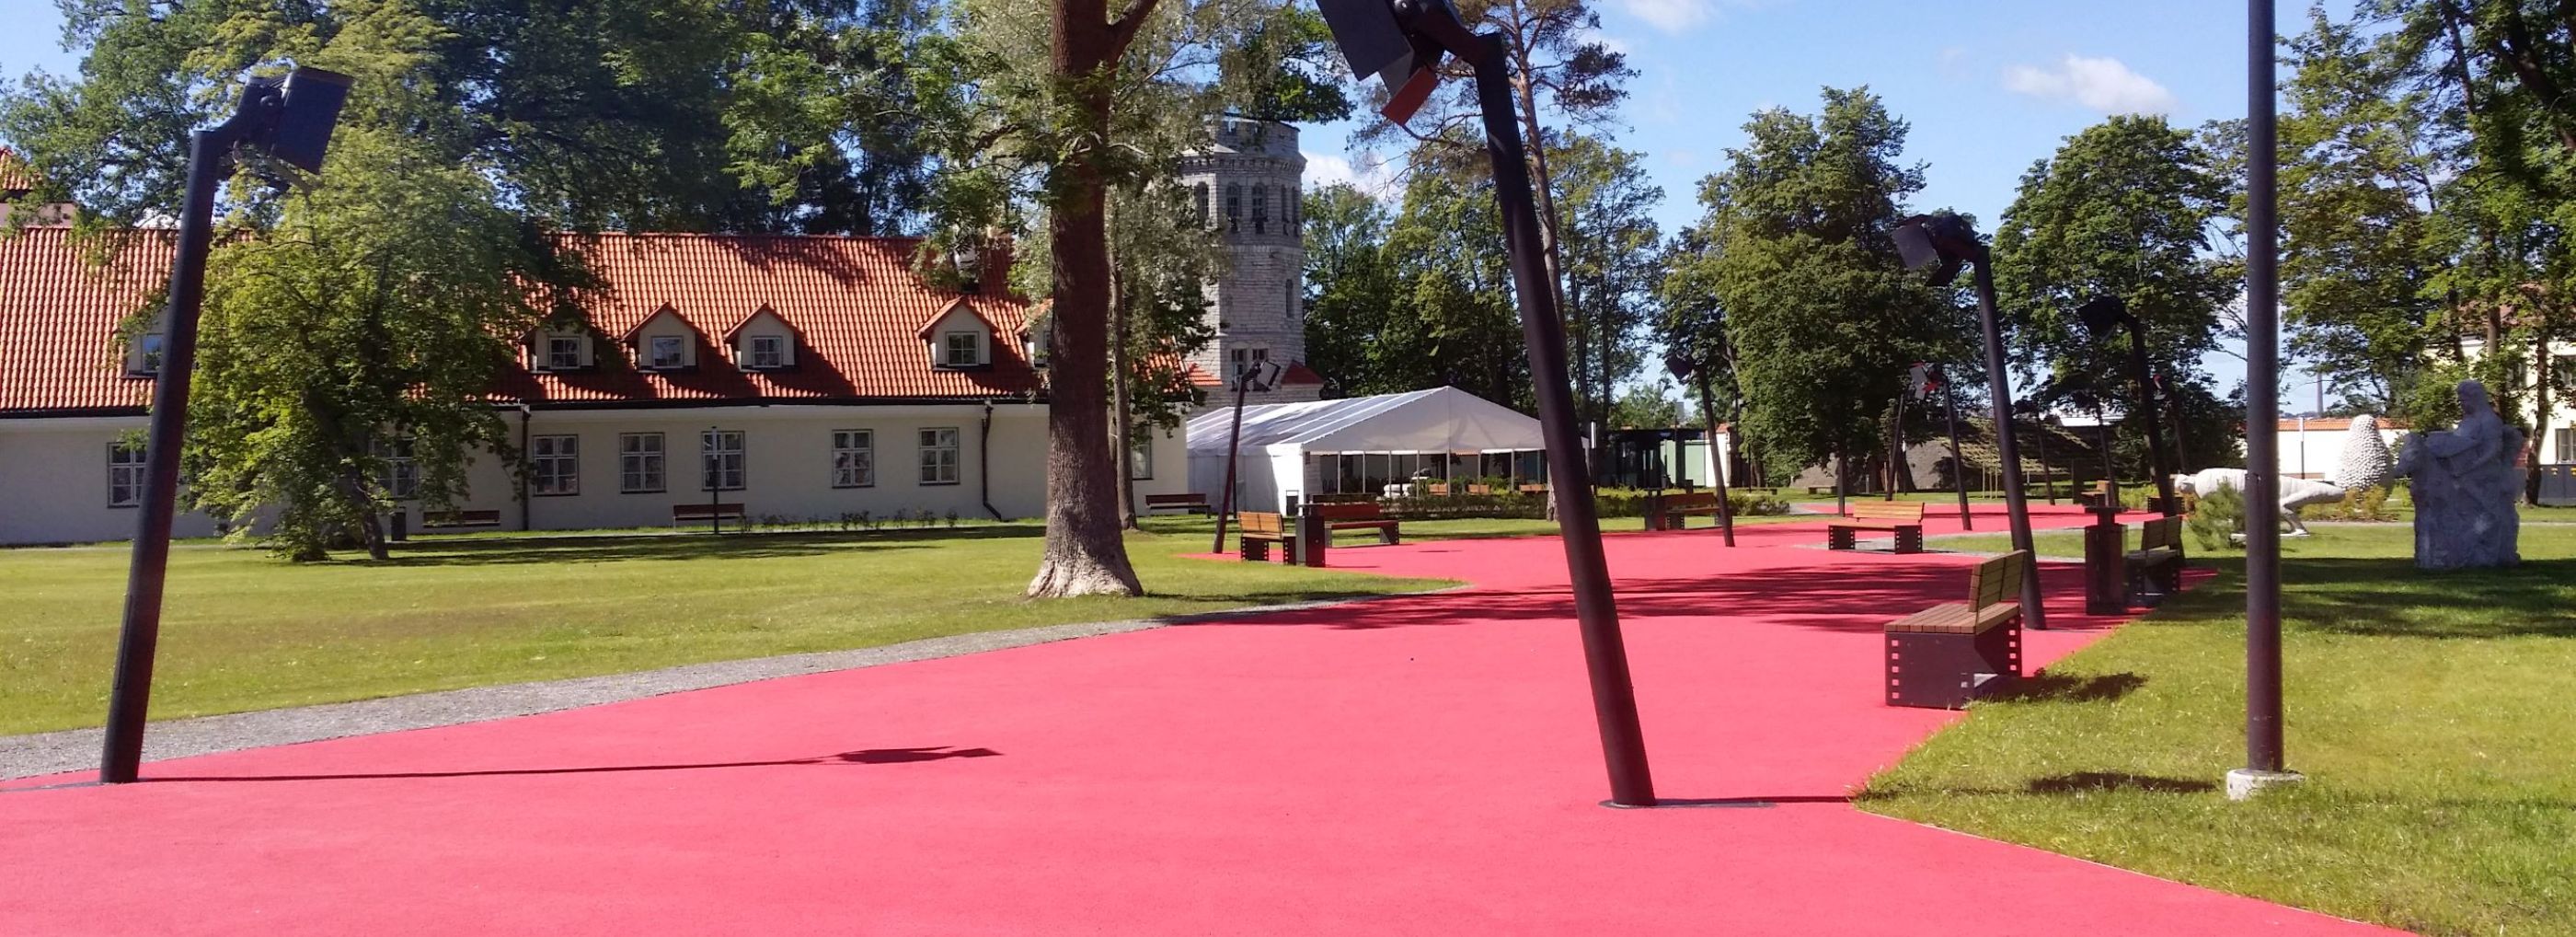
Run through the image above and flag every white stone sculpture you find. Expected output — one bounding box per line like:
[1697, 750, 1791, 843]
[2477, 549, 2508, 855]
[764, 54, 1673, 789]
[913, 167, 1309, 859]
[2394, 381, 2524, 570]
[2169, 468, 2347, 537]
[2336, 414, 2394, 493]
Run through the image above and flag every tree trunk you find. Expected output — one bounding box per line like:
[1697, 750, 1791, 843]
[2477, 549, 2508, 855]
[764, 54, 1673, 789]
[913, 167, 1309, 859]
[1028, 0, 1144, 597]
[2529, 330, 2550, 504]
[1110, 225, 1141, 529]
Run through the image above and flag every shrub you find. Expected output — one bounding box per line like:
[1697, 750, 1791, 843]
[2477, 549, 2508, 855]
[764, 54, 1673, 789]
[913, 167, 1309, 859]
[2301, 485, 2397, 523]
[2187, 481, 2245, 551]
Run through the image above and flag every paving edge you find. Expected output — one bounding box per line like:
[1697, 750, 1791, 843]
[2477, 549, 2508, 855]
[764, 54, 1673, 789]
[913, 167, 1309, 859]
[1, 586, 1468, 782]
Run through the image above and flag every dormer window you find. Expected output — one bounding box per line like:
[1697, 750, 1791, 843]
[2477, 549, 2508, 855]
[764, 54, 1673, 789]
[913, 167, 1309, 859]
[646, 335, 685, 370]
[542, 334, 585, 371]
[942, 330, 984, 368]
[128, 333, 167, 376]
[748, 334, 787, 369]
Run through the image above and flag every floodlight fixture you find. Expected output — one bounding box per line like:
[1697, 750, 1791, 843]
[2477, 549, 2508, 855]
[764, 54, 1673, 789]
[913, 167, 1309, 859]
[1892, 214, 1979, 287]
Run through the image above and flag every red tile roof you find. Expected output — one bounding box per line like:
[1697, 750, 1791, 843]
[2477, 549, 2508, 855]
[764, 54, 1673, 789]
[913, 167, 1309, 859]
[0, 229, 1053, 415]
[0, 227, 173, 413]
[0, 148, 36, 195]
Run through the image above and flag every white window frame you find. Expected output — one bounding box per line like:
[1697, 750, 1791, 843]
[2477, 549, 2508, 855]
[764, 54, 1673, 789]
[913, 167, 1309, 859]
[748, 335, 787, 369]
[646, 335, 685, 369]
[1130, 434, 1154, 480]
[833, 430, 875, 488]
[620, 433, 666, 493]
[2558, 426, 2575, 464]
[108, 442, 147, 507]
[132, 333, 167, 376]
[1228, 346, 1269, 385]
[531, 434, 580, 496]
[703, 429, 746, 491]
[918, 427, 960, 486]
[544, 335, 583, 371]
[375, 434, 420, 501]
[941, 330, 983, 368]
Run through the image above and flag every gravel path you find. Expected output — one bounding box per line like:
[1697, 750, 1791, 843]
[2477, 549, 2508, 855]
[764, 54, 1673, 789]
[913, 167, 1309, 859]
[1, 591, 1450, 781]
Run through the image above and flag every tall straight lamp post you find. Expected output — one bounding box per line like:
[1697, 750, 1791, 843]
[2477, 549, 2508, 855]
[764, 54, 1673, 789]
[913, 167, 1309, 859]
[1319, 0, 1655, 806]
[1211, 359, 1283, 554]
[100, 66, 352, 785]
[1892, 214, 2047, 630]
[2232, 0, 2299, 800]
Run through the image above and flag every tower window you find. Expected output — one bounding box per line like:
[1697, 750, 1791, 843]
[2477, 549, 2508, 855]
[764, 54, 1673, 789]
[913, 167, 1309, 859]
[1194, 183, 1210, 228]
[1225, 184, 1241, 231]
[1252, 186, 1267, 234]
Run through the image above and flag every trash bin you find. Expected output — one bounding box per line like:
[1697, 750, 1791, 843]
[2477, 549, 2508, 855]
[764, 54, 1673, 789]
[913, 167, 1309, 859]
[2083, 504, 2126, 615]
[1286, 495, 1328, 567]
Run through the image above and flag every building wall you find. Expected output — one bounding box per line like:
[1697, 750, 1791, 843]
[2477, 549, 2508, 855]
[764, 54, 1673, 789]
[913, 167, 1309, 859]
[1179, 119, 1308, 389]
[1, 403, 1195, 545]
[0, 416, 225, 546]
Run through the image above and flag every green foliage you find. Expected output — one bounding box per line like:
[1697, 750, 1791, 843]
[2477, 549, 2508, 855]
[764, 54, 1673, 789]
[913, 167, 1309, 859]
[1553, 135, 1664, 425]
[1301, 182, 1403, 399]
[2185, 481, 2245, 552]
[1681, 87, 1970, 477]
[1608, 379, 1684, 428]
[2301, 485, 2399, 523]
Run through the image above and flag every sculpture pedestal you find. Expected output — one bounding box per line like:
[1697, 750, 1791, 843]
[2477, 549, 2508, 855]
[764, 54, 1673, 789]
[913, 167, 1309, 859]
[2225, 768, 2305, 802]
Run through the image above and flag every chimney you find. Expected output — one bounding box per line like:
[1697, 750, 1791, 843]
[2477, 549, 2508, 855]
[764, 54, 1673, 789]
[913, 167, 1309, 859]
[980, 229, 1017, 298]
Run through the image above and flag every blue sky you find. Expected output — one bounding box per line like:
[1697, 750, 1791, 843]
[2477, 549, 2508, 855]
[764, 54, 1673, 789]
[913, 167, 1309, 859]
[1, 0, 2334, 404]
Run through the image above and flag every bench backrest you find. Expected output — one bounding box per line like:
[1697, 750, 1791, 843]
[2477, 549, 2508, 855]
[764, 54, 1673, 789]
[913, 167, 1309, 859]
[1662, 492, 1719, 509]
[1849, 501, 1926, 522]
[1314, 502, 1386, 522]
[1238, 511, 1286, 535]
[1145, 492, 1207, 505]
[2138, 515, 2182, 551]
[673, 503, 745, 519]
[1970, 550, 2028, 609]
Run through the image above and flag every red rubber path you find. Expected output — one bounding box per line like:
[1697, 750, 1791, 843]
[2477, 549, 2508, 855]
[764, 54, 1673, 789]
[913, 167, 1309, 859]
[0, 505, 2403, 935]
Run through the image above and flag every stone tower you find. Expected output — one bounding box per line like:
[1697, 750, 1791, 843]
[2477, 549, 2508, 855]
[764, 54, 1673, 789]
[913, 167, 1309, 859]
[1179, 118, 1326, 411]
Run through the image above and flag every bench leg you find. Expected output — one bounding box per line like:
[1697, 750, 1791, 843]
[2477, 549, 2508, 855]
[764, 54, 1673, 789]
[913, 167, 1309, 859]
[1380, 527, 1399, 546]
[1829, 527, 1856, 550]
[1240, 539, 1271, 563]
[1893, 526, 1923, 554]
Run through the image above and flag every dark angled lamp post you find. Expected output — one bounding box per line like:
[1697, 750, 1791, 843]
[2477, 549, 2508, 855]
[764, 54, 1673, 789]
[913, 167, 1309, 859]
[2076, 295, 2181, 515]
[2231, 0, 2297, 800]
[1666, 352, 1735, 547]
[1319, 0, 1654, 806]
[1913, 364, 1972, 530]
[101, 66, 353, 785]
[1891, 213, 2046, 630]
[1212, 358, 1284, 555]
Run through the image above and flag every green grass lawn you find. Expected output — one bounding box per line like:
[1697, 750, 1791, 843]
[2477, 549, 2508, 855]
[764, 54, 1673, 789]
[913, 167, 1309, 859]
[1864, 523, 2576, 936]
[0, 517, 1498, 735]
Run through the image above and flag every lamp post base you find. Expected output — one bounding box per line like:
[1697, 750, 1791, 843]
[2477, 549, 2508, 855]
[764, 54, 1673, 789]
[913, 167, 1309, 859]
[2224, 768, 2304, 801]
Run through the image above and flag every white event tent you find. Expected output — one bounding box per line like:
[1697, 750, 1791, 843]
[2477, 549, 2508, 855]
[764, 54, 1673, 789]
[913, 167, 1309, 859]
[1184, 387, 1548, 514]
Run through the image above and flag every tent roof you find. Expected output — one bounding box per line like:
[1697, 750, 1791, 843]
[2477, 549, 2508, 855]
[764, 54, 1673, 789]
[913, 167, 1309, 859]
[1185, 387, 1545, 455]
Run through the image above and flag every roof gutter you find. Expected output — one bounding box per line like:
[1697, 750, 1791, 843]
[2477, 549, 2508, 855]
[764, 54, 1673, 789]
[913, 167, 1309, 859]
[979, 399, 1004, 521]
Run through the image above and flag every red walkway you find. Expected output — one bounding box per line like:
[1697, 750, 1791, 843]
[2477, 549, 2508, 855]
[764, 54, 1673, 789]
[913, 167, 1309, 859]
[0, 507, 2401, 936]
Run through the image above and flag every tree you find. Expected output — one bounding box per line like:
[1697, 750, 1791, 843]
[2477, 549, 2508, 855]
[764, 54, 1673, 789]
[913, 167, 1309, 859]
[1108, 180, 1220, 526]
[1552, 134, 1662, 426]
[1687, 88, 1966, 483]
[1992, 114, 2238, 478]
[1383, 156, 1530, 409]
[1301, 182, 1405, 398]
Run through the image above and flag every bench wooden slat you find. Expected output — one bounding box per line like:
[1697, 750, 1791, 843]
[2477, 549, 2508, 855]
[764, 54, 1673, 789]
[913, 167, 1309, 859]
[420, 509, 503, 528]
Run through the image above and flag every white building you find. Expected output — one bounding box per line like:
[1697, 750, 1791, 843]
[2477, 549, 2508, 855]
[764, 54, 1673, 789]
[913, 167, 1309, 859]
[1178, 119, 1328, 411]
[0, 226, 1197, 546]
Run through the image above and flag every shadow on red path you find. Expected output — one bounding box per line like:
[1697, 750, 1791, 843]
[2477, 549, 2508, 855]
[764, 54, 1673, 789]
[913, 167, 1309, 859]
[0, 510, 2396, 937]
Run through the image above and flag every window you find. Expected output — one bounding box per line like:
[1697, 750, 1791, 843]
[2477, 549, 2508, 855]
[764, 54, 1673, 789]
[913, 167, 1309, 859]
[375, 434, 419, 500]
[108, 442, 147, 507]
[1225, 183, 1241, 231]
[833, 430, 875, 488]
[942, 330, 983, 367]
[1130, 435, 1153, 480]
[531, 434, 580, 495]
[2559, 427, 2576, 464]
[702, 429, 745, 491]
[1228, 346, 1269, 385]
[1193, 183, 1210, 228]
[1286, 279, 1299, 321]
[620, 433, 666, 493]
[748, 334, 787, 369]
[1252, 185, 1267, 234]
[918, 427, 960, 485]
[647, 335, 685, 369]
[545, 335, 583, 370]
[131, 334, 166, 376]
[1286, 185, 1299, 232]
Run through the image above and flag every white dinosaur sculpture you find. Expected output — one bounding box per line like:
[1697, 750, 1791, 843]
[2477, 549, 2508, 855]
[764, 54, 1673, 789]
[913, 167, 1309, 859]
[2168, 468, 2347, 537]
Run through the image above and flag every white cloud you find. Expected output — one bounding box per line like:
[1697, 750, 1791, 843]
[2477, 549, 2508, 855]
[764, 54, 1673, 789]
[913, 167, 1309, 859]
[2001, 54, 2178, 115]
[1618, 0, 1713, 32]
[1303, 151, 1397, 198]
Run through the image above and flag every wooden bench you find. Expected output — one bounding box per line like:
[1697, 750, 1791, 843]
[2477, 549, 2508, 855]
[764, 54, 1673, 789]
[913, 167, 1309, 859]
[1315, 502, 1400, 546]
[1517, 483, 1547, 495]
[1884, 550, 2029, 709]
[1237, 511, 1296, 563]
[673, 503, 746, 525]
[2126, 515, 2186, 604]
[1826, 501, 1926, 552]
[1145, 492, 1212, 515]
[2079, 480, 2118, 508]
[420, 509, 502, 529]
[1644, 491, 1725, 530]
